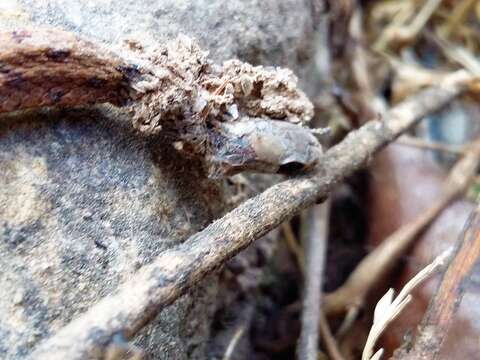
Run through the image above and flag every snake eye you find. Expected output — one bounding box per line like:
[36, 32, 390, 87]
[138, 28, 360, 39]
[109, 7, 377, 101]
[206, 118, 322, 178]
[278, 161, 305, 174]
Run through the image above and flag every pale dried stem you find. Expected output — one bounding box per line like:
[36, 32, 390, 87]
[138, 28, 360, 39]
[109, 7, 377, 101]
[407, 0, 442, 39]
[374, 0, 442, 51]
[222, 323, 247, 360]
[440, 0, 477, 38]
[297, 202, 330, 360]
[349, 7, 374, 99]
[396, 135, 466, 155]
[282, 222, 306, 274]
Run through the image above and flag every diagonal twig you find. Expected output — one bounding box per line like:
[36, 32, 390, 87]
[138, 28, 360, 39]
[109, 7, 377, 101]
[222, 323, 247, 360]
[396, 135, 466, 155]
[282, 222, 306, 274]
[28, 70, 472, 360]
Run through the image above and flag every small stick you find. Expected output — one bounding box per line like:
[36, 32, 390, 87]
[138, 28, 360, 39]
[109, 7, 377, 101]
[28, 71, 472, 360]
[393, 205, 480, 360]
[373, 0, 442, 51]
[405, 0, 442, 41]
[349, 7, 375, 102]
[282, 222, 306, 274]
[323, 137, 480, 317]
[396, 135, 466, 155]
[297, 202, 330, 360]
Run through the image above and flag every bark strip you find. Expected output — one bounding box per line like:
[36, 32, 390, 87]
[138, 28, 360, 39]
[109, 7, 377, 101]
[0, 28, 141, 113]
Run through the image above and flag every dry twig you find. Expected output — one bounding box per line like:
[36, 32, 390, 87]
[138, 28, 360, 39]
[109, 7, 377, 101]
[396, 135, 466, 155]
[373, 0, 442, 51]
[323, 136, 480, 317]
[222, 323, 247, 360]
[297, 202, 330, 360]
[345, 6, 387, 124]
[28, 70, 471, 359]
[393, 205, 480, 360]
[0, 28, 138, 113]
[282, 222, 306, 274]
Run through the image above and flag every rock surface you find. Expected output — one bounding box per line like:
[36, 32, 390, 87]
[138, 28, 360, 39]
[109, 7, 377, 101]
[0, 0, 318, 358]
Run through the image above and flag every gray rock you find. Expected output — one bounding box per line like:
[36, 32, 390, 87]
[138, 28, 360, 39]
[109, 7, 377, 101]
[0, 1, 317, 358]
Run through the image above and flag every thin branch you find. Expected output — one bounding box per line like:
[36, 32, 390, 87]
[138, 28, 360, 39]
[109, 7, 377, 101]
[393, 205, 480, 360]
[336, 306, 360, 338]
[222, 323, 247, 360]
[406, 0, 442, 41]
[323, 136, 480, 316]
[373, 0, 442, 51]
[28, 70, 472, 360]
[396, 135, 466, 155]
[296, 8, 332, 356]
[297, 202, 330, 360]
[282, 222, 306, 274]
[349, 6, 376, 105]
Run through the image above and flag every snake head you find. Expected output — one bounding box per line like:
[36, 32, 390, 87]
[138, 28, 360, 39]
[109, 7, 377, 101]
[206, 118, 322, 178]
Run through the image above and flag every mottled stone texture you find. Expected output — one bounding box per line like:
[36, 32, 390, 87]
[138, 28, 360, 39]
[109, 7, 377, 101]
[0, 0, 317, 358]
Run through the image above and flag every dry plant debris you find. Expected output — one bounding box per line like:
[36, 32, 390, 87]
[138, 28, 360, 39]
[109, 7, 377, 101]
[27, 70, 472, 360]
[393, 205, 480, 360]
[323, 137, 480, 318]
[395, 135, 466, 155]
[3, 3, 480, 357]
[297, 202, 330, 360]
[369, 0, 480, 53]
[362, 249, 452, 360]
[321, 1, 480, 358]
[318, 310, 345, 360]
[222, 323, 247, 360]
